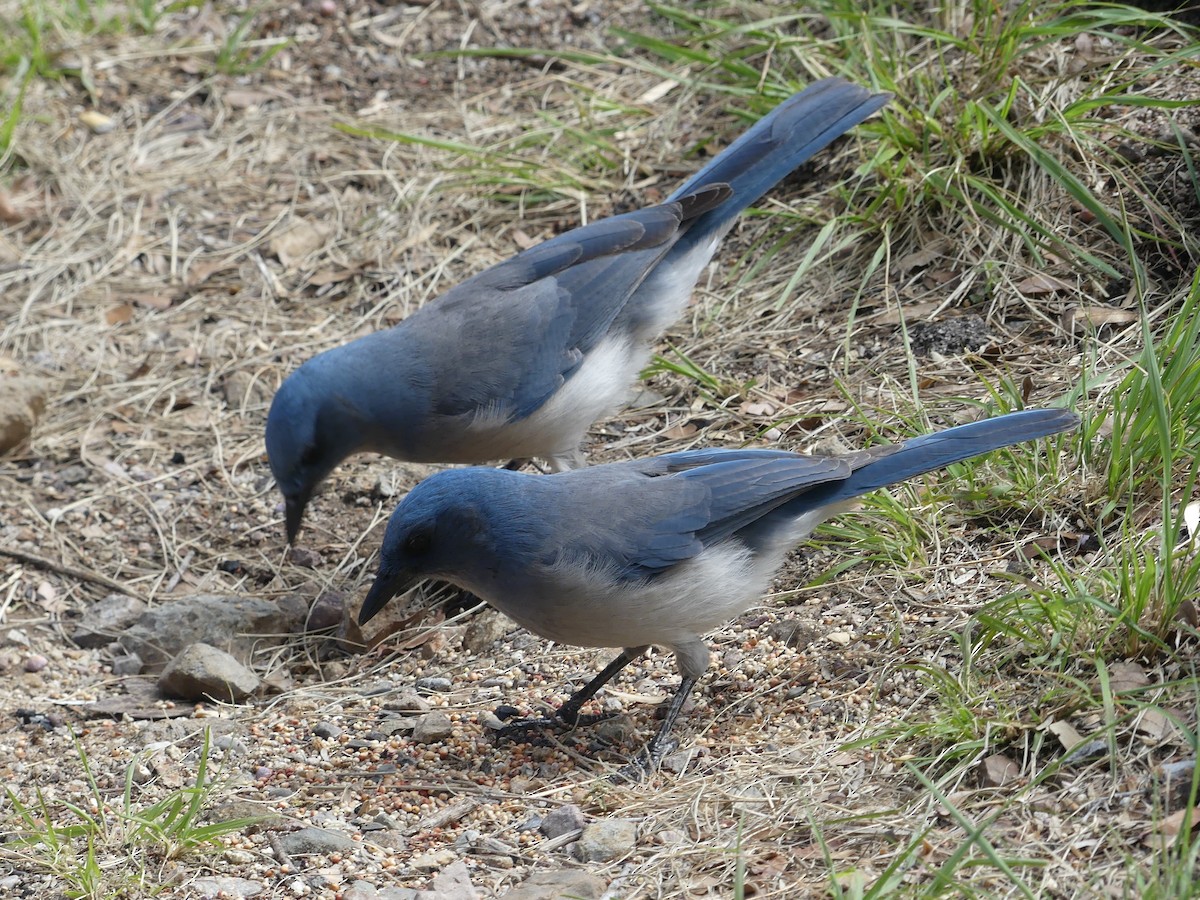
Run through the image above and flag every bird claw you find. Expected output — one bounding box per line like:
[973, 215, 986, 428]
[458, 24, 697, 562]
[610, 735, 679, 784]
[493, 709, 612, 741]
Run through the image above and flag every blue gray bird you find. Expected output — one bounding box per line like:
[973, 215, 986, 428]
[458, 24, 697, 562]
[359, 408, 1078, 774]
[266, 79, 891, 541]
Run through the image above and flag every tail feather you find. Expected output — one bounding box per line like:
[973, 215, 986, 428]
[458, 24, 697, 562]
[787, 408, 1079, 512]
[667, 78, 891, 244]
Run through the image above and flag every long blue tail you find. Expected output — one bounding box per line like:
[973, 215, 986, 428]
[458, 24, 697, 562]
[788, 408, 1079, 512]
[667, 78, 890, 249]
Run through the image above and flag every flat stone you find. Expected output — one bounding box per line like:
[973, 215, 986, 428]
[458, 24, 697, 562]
[343, 882, 380, 900]
[277, 826, 357, 856]
[158, 643, 259, 702]
[429, 860, 479, 900]
[462, 609, 511, 654]
[119, 594, 297, 669]
[500, 871, 608, 900]
[411, 711, 453, 744]
[190, 876, 265, 898]
[109, 650, 144, 676]
[72, 594, 148, 648]
[538, 804, 585, 839]
[573, 819, 637, 862]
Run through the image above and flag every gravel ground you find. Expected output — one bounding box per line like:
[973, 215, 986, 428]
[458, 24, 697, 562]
[2, 1, 1199, 897]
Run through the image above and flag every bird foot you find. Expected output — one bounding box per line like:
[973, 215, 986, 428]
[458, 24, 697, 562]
[610, 735, 679, 784]
[493, 709, 612, 741]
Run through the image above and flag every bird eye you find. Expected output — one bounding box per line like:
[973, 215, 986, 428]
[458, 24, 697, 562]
[404, 529, 433, 556]
[299, 444, 321, 468]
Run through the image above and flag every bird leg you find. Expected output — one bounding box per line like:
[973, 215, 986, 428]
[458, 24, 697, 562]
[612, 674, 698, 783]
[495, 646, 647, 737]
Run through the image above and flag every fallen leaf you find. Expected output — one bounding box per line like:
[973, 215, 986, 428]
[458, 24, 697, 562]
[129, 292, 173, 310]
[1046, 719, 1084, 750]
[308, 265, 361, 287]
[897, 244, 946, 273]
[1017, 273, 1073, 295]
[224, 89, 277, 108]
[637, 78, 679, 105]
[663, 421, 698, 439]
[80, 110, 116, 134]
[1145, 807, 1200, 850]
[1135, 708, 1175, 742]
[1109, 660, 1149, 694]
[982, 753, 1020, 786]
[105, 305, 134, 325]
[606, 687, 667, 705]
[510, 229, 537, 250]
[1062, 305, 1139, 333]
[269, 219, 333, 268]
[185, 258, 235, 286]
[748, 849, 789, 882]
[1185, 500, 1200, 545]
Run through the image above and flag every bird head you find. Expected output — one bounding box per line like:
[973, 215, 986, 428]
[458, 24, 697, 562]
[359, 470, 501, 625]
[266, 366, 368, 544]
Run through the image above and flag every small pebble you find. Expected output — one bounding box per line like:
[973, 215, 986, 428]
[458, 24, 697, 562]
[415, 676, 453, 693]
[23, 654, 48, 673]
[80, 110, 115, 133]
[313, 721, 342, 740]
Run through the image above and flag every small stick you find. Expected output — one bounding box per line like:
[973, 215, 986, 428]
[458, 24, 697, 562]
[0, 545, 147, 603]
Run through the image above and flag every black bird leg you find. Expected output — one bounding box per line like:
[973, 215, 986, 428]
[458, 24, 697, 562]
[496, 646, 648, 736]
[613, 674, 698, 783]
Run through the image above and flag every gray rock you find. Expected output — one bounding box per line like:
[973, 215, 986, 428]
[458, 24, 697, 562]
[380, 890, 420, 900]
[462, 609, 511, 654]
[454, 829, 518, 857]
[430, 860, 479, 900]
[767, 617, 822, 650]
[573, 819, 637, 862]
[411, 711, 453, 744]
[538, 804, 585, 839]
[383, 690, 431, 712]
[501, 871, 607, 900]
[277, 826, 357, 856]
[344, 882, 380, 900]
[313, 721, 342, 739]
[190, 875, 265, 898]
[660, 747, 697, 774]
[72, 594, 148, 648]
[307, 591, 346, 631]
[158, 643, 259, 702]
[118, 594, 297, 669]
[376, 716, 418, 737]
[109, 650, 144, 676]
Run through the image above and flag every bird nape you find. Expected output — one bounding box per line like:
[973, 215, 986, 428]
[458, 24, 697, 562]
[266, 78, 891, 542]
[360, 408, 1079, 779]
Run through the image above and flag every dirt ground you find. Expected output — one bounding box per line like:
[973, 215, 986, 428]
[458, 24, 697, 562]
[2, 1, 1200, 898]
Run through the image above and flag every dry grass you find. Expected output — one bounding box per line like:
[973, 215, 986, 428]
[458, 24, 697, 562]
[2, 0, 1200, 897]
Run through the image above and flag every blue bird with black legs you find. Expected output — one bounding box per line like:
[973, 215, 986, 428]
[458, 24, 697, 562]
[359, 408, 1079, 778]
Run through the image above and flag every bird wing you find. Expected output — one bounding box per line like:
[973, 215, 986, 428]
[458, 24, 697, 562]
[413, 187, 729, 421]
[575, 450, 851, 580]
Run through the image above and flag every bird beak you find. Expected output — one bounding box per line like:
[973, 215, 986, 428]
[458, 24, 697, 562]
[284, 492, 310, 545]
[359, 567, 420, 625]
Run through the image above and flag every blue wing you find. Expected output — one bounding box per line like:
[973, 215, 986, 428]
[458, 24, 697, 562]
[415, 186, 729, 420]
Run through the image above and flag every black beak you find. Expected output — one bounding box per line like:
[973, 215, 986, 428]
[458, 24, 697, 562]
[284, 492, 310, 545]
[359, 568, 420, 625]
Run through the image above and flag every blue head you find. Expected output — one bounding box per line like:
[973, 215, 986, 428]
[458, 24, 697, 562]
[359, 469, 535, 624]
[266, 359, 375, 543]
